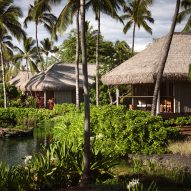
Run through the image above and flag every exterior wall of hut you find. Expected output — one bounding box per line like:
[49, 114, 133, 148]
[174, 82, 191, 113]
[54, 91, 75, 104]
[54, 89, 84, 104]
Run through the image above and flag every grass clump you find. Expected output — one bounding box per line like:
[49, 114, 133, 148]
[168, 140, 191, 155]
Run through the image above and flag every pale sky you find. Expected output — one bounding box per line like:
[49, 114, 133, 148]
[14, 0, 186, 51]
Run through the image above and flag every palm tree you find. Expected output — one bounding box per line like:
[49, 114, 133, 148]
[24, 0, 57, 71]
[40, 38, 58, 70]
[80, 0, 91, 184]
[151, 0, 181, 115]
[86, 0, 125, 106]
[177, 0, 191, 32]
[14, 37, 39, 79]
[53, 0, 81, 109]
[0, 0, 25, 108]
[121, 0, 154, 55]
[1, 35, 15, 82]
[0, 34, 14, 83]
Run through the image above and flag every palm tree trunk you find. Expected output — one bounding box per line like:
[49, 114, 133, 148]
[0, 42, 7, 108]
[80, 0, 91, 185]
[151, 0, 180, 116]
[26, 58, 30, 80]
[46, 52, 49, 70]
[75, 9, 80, 109]
[96, 9, 100, 106]
[132, 23, 136, 55]
[35, 22, 43, 71]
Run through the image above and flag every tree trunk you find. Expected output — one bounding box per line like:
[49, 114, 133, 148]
[80, 0, 91, 185]
[0, 42, 7, 108]
[132, 23, 136, 55]
[75, 9, 80, 109]
[151, 0, 180, 116]
[26, 58, 30, 80]
[96, 9, 100, 106]
[35, 22, 43, 71]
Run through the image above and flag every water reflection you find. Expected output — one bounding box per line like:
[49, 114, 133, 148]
[0, 123, 53, 166]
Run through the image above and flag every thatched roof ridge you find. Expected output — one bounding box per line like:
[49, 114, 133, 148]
[20, 63, 96, 91]
[102, 33, 191, 85]
[9, 71, 33, 90]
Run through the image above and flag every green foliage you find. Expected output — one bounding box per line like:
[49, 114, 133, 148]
[53, 105, 181, 156]
[53, 103, 76, 115]
[0, 141, 117, 190]
[25, 96, 38, 108]
[57, 24, 131, 67]
[0, 84, 20, 100]
[165, 116, 191, 127]
[0, 107, 55, 128]
[189, 64, 191, 79]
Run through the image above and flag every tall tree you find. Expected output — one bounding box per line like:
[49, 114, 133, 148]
[24, 0, 57, 71]
[53, 0, 81, 109]
[0, 0, 25, 108]
[80, 0, 91, 184]
[121, 0, 154, 54]
[14, 37, 39, 79]
[151, 0, 181, 115]
[2, 35, 14, 81]
[177, 0, 191, 32]
[40, 38, 58, 70]
[86, 0, 125, 106]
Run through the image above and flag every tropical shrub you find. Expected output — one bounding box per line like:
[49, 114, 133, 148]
[0, 84, 20, 100]
[53, 105, 180, 156]
[0, 108, 55, 129]
[53, 103, 76, 115]
[165, 116, 191, 127]
[9, 98, 23, 107]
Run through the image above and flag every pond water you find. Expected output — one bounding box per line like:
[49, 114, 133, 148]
[0, 124, 53, 166]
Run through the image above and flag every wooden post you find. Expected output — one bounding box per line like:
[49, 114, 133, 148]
[44, 91, 47, 108]
[132, 85, 135, 106]
[156, 90, 160, 114]
[173, 83, 176, 113]
[116, 86, 119, 106]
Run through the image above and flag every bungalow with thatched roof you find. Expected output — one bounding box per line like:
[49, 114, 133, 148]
[11, 63, 96, 106]
[102, 33, 191, 114]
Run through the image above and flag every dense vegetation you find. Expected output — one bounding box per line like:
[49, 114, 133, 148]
[1, 104, 191, 190]
[53, 105, 180, 156]
[0, 107, 55, 128]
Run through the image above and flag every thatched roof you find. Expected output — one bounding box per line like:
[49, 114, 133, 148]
[9, 71, 33, 90]
[20, 63, 96, 91]
[102, 33, 191, 85]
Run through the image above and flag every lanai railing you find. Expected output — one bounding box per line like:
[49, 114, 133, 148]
[118, 95, 174, 113]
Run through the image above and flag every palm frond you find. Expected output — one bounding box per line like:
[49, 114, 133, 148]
[123, 20, 133, 33]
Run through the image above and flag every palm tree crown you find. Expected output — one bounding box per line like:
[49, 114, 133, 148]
[24, 0, 57, 71]
[14, 37, 39, 78]
[0, 0, 25, 39]
[121, 0, 154, 54]
[177, 0, 191, 32]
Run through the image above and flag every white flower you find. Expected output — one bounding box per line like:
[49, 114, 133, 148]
[24, 155, 32, 164]
[96, 133, 104, 139]
[127, 179, 140, 190]
[90, 136, 95, 142]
